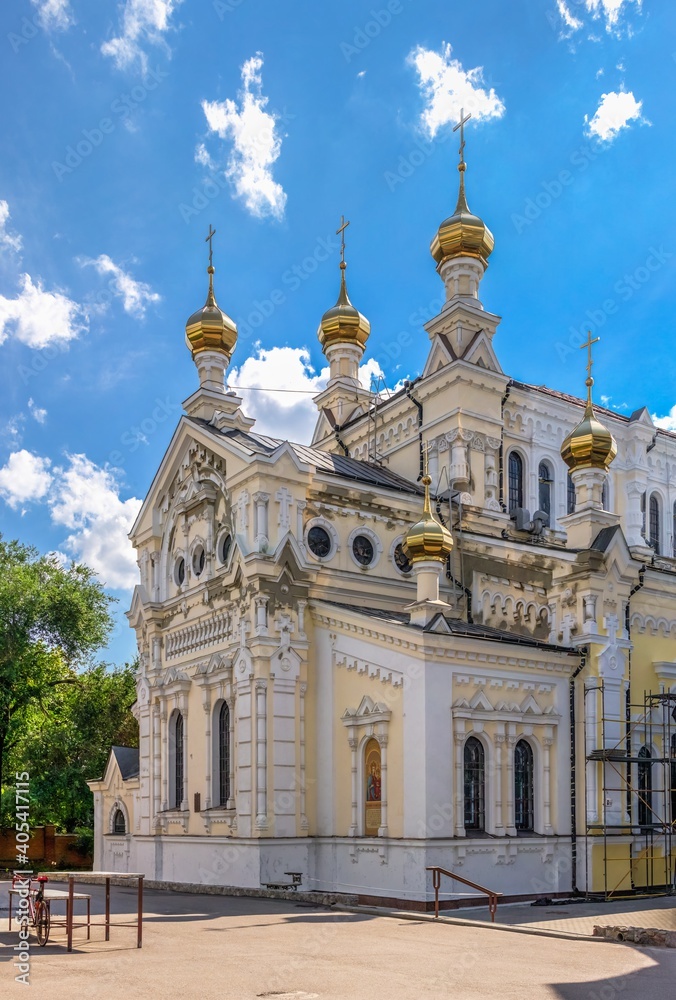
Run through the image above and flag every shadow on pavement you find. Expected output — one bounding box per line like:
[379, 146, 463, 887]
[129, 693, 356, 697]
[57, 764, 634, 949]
[553, 947, 675, 1000]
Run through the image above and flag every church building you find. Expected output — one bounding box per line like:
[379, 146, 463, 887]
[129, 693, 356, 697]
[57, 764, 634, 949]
[89, 121, 676, 905]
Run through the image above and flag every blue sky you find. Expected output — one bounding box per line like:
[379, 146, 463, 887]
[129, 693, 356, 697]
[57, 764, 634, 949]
[0, 0, 673, 664]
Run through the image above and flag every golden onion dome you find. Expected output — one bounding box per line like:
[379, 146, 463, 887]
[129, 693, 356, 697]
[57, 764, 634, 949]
[185, 265, 238, 358]
[430, 161, 494, 269]
[403, 475, 454, 564]
[561, 378, 617, 472]
[318, 263, 370, 353]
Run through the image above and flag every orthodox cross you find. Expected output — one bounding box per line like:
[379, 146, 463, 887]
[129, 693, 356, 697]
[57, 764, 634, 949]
[561, 612, 576, 646]
[336, 215, 350, 265]
[453, 108, 472, 164]
[604, 614, 619, 647]
[422, 440, 430, 479]
[205, 224, 216, 267]
[581, 330, 600, 380]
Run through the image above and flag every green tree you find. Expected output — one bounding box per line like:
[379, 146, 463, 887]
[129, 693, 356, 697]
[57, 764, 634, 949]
[0, 537, 114, 817]
[9, 662, 139, 831]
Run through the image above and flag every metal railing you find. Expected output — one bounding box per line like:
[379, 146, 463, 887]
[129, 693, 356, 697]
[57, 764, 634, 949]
[426, 866, 501, 922]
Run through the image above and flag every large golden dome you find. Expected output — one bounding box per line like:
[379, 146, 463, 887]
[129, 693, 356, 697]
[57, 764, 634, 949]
[318, 263, 370, 353]
[430, 162, 494, 269]
[403, 475, 454, 564]
[185, 265, 238, 358]
[561, 378, 617, 472]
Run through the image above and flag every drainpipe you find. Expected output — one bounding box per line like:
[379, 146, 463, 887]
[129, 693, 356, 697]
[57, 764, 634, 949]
[404, 381, 424, 480]
[334, 424, 349, 457]
[498, 381, 513, 512]
[624, 565, 646, 886]
[437, 496, 473, 623]
[570, 649, 587, 895]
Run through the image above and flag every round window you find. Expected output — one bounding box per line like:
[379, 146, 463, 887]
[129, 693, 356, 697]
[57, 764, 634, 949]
[394, 543, 412, 575]
[352, 534, 375, 566]
[192, 545, 205, 576]
[174, 557, 185, 586]
[219, 533, 232, 564]
[307, 525, 332, 559]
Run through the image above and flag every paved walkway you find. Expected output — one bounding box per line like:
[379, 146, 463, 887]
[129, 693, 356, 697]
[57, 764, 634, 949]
[1, 882, 675, 999]
[447, 893, 676, 937]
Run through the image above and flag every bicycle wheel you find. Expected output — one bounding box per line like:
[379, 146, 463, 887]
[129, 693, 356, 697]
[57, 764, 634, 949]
[35, 900, 50, 946]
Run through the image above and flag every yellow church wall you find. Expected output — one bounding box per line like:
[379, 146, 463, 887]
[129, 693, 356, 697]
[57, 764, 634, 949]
[588, 840, 633, 894]
[331, 665, 404, 839]
[630, 629, 676, 698]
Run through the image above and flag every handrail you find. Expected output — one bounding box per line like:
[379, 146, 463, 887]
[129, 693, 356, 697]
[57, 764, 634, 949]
[426, 866, 502, 922]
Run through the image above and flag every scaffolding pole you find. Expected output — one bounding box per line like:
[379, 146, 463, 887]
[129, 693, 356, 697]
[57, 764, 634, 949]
[583, 683, 676, 899]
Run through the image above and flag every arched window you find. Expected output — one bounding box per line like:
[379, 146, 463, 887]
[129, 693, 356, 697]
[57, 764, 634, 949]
[364, 738, 381, 837]
[464, 737, 485, 833]
[218, 702, 230, 807]
[567, 473, 576, 515]
[508, 452, 524, 512]
[112, 808, 126, 835]
[649, 494, 661, 554]
[173, 712, 184, 810]
[538, 462, 553, 518]
[601, 478, 609, 512]
[514, 740, 534, 832]
[638, 745, 653, 829]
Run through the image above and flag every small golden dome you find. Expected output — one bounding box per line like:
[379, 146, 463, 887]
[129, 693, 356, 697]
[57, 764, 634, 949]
[185, 265, 238, 358]
[430, 162, 494, 269]
[318, 263, 370, 353]
[403, 475, 454, 564]
[561, 378, 617, 472]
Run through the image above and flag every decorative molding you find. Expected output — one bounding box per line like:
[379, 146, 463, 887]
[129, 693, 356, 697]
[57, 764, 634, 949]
[166, 612, 231, 658]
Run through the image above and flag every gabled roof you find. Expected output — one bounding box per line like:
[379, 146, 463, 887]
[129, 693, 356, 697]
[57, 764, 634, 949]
[511, 380, 625, 421]
[188, 418, 424, 497]
[111, 746, 139, 781]
[321, 601, 575, 653]
[590, 524, 623, 553]
[511, 381, 672, 437]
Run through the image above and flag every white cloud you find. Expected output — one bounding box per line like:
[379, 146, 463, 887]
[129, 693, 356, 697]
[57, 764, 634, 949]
[79, 254, 160, 318]
[229, 346, 386, 443]
[30, 0, 74, 31]
[585, 0, 641, 31]
[3, 415, 25, 447]
[194, 142, 214, 169]
[407, 42, 505, 139]
[0, 449, 142, 589]
[556, 0, 583, 36]
[48, 454, 142, 590]
[101, 0, 182, 71]
[0, 273, 88, 348]
[554, 0, 641, 37]
[28, 398, 47, 424]
[0, 450, 52, 508]
[585, 89, 646, 142]
[0, 201, 22, 253]
[653, 406, 676, 432]
[201, 53, 287, 220]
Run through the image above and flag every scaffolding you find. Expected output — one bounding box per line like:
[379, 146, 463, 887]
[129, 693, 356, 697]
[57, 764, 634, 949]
[583, 685, 676, 899]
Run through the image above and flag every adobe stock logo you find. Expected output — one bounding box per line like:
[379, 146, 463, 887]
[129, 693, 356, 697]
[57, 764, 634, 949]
[51, 67, 168, 181]
[339, 1, 405, 63]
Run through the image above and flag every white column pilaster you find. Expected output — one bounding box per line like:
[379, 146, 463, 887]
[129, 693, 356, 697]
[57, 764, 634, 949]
[255, 680, 268, 830]
[378, 733, 389, 837]
[300, 683, 308, 830]
[454, 730, 466, 837]
[505, 726, 517, 836]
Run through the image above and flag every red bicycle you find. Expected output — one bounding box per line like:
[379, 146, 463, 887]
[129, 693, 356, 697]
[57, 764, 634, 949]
[12, 874, 51, 946]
